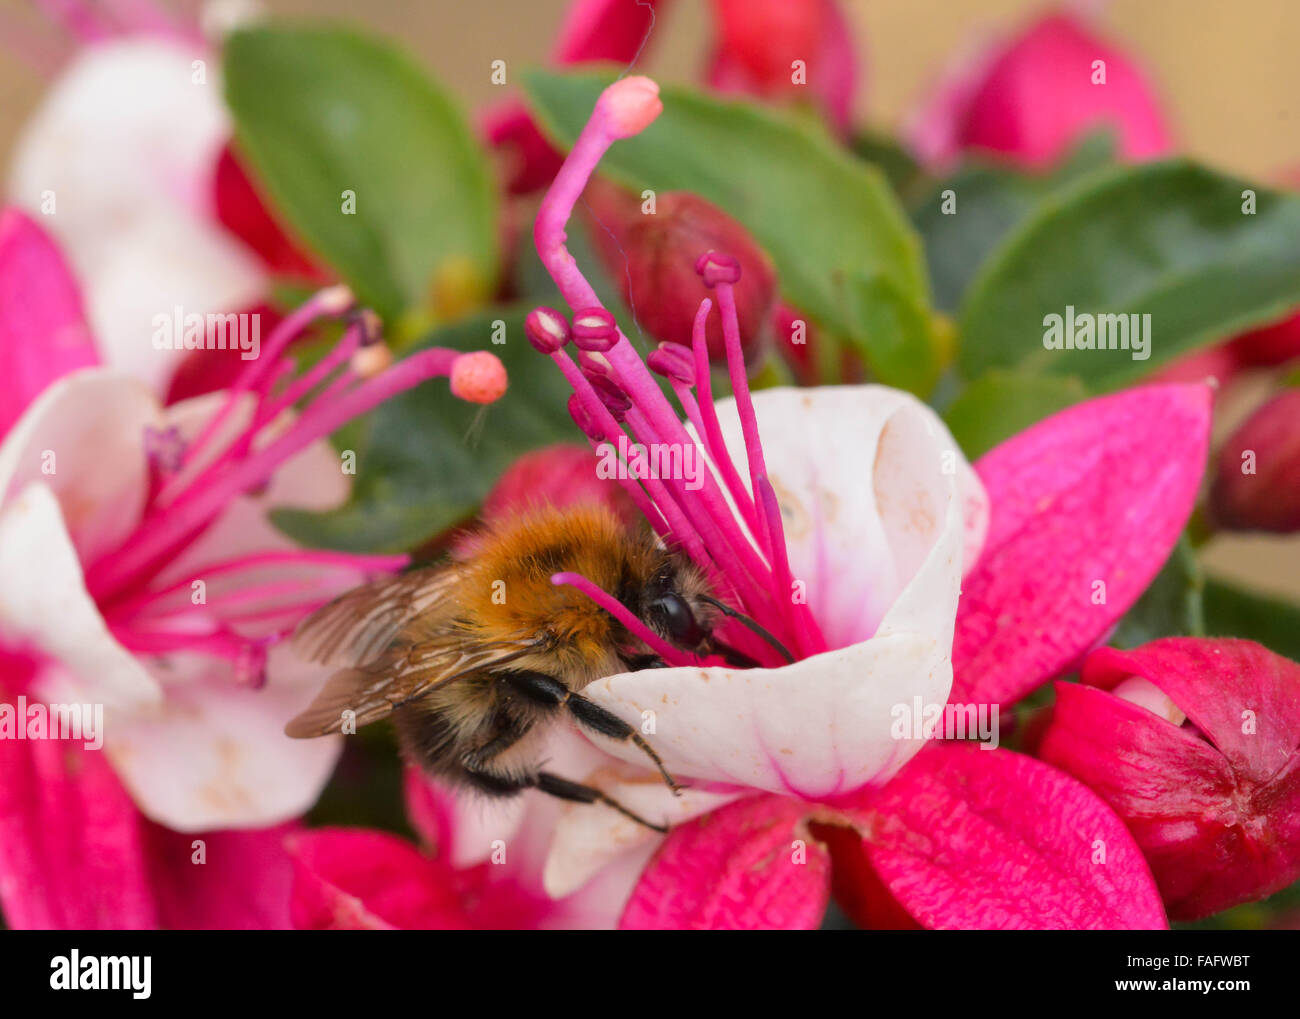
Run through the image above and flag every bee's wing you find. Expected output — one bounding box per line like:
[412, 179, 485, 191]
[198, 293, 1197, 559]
[291, 566, 463, 667]
[283, 634, 540, 738]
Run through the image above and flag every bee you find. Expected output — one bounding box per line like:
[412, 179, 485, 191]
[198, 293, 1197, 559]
[286, 505, 743, 832]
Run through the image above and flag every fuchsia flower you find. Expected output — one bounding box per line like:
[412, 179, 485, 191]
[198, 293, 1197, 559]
[1040, 639, 1300, 921]
[906, 10, 1172, 170]
[388, 76, 1211, 929]
[0, 207, 505, 927]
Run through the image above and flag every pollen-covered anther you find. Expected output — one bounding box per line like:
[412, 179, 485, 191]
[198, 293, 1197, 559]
[646, 342, 696, 384]
[525, 306, 571, 353]
[598, 75, 663, 139]
[450, 351, 508, 404]
[317, 283, 356, 314]
[354, 307, 384, 345]
[350, 342, 393, 379]
[578, 350, 612, 377]
[695, 250, 742, 288]
[571, 307, 619, 351]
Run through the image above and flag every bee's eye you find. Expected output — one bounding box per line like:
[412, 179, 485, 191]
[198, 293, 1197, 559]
[650, 592, 704, 647]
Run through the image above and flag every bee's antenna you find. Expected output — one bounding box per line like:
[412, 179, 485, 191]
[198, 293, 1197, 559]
[699, 595, 796, 664]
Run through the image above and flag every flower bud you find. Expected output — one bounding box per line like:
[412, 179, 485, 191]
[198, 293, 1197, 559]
[706, 0, 858, 132]
[585, 183, 776, 363]
[1229, 311, 1300, 368]
[907, 13, 1172, 170]
[480, 442, 638, 528]
[1210, 389, 1300, 533]
[1040, 638, 1300, 920]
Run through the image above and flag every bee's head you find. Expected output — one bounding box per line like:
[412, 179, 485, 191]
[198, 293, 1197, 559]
[641, 557, 716, 653]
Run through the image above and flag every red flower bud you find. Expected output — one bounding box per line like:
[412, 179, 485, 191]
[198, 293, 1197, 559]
[585, 184, 776, 363]
[707, 0, 859, 132]
[1210, 389, 1300, 533]
[478, 443, 638, 528]
[1040, 638, 1300, 920]
[1228, 311, 1300, 368]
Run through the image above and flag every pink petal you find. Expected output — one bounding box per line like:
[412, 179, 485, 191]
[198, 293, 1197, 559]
[144, 821, 299, 929]
[620, 793, 831, 930]
[0, 659, 157, 929]
[0, 208, 98, 435]
[951, 384, 1211, 707]
[860, 742, 1168, 929]
[287, 828, 469, 930]
[552, 0, 668, 64]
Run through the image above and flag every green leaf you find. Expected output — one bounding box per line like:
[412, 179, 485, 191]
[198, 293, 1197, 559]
[522, 69, 935, 392]
[959, 160, 1300, 386]
[851, 130, 930, 204]
[942, 370, 1088, 459]
[1202, 578, 1300, 661]
[910, 133, 1116, 313]
[224, 25, 498, 323]
[1112, 535, 1205, 649]
[272, 308, 575, 553]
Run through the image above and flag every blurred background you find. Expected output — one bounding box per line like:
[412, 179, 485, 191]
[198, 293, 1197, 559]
[1, 0, 1297, 596]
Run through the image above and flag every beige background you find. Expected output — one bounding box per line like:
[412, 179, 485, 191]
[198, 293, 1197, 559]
[1, 0, 1297, 596]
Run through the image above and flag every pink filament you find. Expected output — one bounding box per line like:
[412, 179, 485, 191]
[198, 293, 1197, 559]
[551, 571, 694, 667]
[530, 81, 825, 665]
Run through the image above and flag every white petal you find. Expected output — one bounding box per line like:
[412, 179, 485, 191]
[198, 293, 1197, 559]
[0, 483, 159, 709]
[7, 38, 264, 390]
[586, 631, 954, 800]
[708, 386, 986, 648]
[105, 644, 342, 831]
[578, 386, 986, 799]
[0, 368, 156, 563]
[81, 216, 264, 390]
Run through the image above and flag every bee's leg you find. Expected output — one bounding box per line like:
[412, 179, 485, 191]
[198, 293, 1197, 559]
[620, 652, 667, 670]
[533, 772, 668, 834]
[500, 670, 683, 796]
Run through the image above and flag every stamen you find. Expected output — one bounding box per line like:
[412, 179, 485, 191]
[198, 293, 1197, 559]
[687, 298, 763, 541]
[88, 347, 504, 601]
[180, 285, 354, 472]
[530, 75, 823, 666]
[551, 571, 693, 667]
[571, 307, 619, 351]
